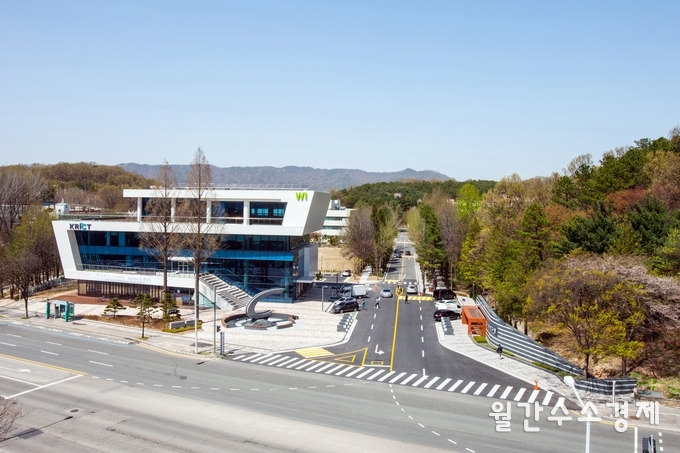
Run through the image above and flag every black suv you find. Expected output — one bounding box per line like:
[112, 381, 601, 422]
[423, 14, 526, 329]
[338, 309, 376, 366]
[434, 309, 461, 321]
[433, 288, 457, 301]
[331, 299, 359, 313]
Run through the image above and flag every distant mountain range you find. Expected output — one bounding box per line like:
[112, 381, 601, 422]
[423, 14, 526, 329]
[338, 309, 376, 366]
[118, 164, 451, 192]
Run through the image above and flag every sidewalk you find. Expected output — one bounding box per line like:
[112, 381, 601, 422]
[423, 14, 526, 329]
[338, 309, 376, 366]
[435, 296, 680, 433]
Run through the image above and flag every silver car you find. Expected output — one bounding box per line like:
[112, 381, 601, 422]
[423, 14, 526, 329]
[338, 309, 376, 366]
[380, 288, 393, 298]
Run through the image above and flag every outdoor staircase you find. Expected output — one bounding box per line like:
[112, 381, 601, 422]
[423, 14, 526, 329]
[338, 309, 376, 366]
[199, 273, 251, 310]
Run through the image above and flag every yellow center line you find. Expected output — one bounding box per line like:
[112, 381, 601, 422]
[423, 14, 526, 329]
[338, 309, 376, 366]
[390, 292, 400, 372]
[0, 352, 86, 375]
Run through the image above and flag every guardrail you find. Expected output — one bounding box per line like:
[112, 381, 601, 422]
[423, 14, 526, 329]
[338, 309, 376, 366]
[476, 295, 582, 376]
[573, 377, 637, 395]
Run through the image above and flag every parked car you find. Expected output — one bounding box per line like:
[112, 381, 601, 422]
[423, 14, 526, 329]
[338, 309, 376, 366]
[341, 269, 352, 277]
[435, 300, 462, 314]
[404, 250, 412, 256]
[394, 251, 402, 258]
[406, 284, 418, 295]
[433, 288, 458, 301]
[380, 288, 393, 298]
[434, 309, 461, 321]
[331, 298, 359, 313]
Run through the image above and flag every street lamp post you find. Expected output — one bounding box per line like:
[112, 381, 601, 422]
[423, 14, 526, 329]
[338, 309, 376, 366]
[564, 376, 591, 453]
[213, 285, 217, 355]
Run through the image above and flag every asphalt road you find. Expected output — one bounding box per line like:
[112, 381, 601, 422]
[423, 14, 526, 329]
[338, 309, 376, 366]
[1, 322, 669, 452]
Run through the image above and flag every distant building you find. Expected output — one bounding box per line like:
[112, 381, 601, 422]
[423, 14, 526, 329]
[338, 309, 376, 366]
[319, 200, 352, 238]
[52, 185, 330, 305]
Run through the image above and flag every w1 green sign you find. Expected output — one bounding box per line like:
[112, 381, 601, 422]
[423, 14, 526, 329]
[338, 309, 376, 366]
[295, 192, 308, 201]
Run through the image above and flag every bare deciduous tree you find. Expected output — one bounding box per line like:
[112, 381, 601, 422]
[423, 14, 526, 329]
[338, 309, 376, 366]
[0, 167, 43, 245]
[0, 397, 22, 440]
[340, 205, 374, 273]
[180, 149, 218, 353]
[139, 161, 182, 317]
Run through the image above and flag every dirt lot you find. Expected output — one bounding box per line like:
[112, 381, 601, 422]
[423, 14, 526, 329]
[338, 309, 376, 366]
[318, 246, 355, 273]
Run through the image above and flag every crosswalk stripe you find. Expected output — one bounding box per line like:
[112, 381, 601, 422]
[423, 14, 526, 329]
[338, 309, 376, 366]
[513, 388, 526, 401]
[277, 358, 299, 367]
[356, 368, 375, 379]
[389, 372, 407, 383]
[267, 357, 288, 366]
[527, 389, 539, 403]
[286, 359, 307, 368]
[315, 363, 335, 373]
[424, 377, 440, 389]
[241, 354, 262, 362]
[460, 381, 476, 393]
[345, 367, 365, 377]
[486, 384, 501, 398]
[448, 380, 464, 392]
[473, 383, 488, 395]
[366, 370, 385, 380]
[435, 378, 451, 390]
[541, 391, 554, 406]
[412, 375, 429, 387]
[325, 364, 345, 374]
[400, 374, 419, 385]
[335, 366, 352, 376]
[232, 355, 246, 361]
[295, 347, 333, 358]
[378, 371, 395, 382]
[295, 360, 315, 370]
[499, 386, 513, 399]
[305, 362, 325, 372]
[256, 355, 279, 364]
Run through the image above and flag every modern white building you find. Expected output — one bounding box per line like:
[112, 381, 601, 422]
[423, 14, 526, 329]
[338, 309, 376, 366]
[318, 200, 352, 238]
[52, 185, 330, 305]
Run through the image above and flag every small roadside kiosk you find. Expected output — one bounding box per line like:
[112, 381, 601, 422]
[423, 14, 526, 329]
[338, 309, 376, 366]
[45, 298, 75, 322]
[461, 305, 486, 336]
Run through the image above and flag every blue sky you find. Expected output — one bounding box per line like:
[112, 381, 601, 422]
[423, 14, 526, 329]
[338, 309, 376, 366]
[1, 1, 678, 181]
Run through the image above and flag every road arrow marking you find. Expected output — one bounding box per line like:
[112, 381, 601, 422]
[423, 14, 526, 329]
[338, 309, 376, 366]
[375, 344, 384, 355]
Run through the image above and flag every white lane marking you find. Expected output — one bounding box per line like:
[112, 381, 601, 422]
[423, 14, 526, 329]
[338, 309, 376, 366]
[257, 355, 280, 365]
[231, 355, 246, 361]
[154, 384, 162, 387]
[487, 384, 501, 398]
[432, 431, 440, 436]
[345, 367, 364, 377]
[421, 336, 424, 343]
[325, 364, 345, 374]
[448, 439, 457, 444]
[172, 385, 181, 388]
[6, 334, 21, 338]
[0, 374, 40, 386]
[289, 388, 298, 390]
[266, 356, 289, 366]
[473, 383, 488, 395]
[378, 371, 395, 382]
[335, 366, 352, 376]
[420, 325, 423, 331]
[87, 349, 108, 355]
[41, 350, 58, 355]
[286, 358, 307, 368]
[240, 354, 262, 362]
[371, 324, 374, 330]
[6, 374, 82, 399]
[366, 370, 385, 380]
[326, 385, 334, 387]
[304, 362, 324, 372]
[211, 388, 219, 390]
[106, 379, 113, 381]
[389, 372, 407, 383]
[314, 363, 335, 373]
[460, 381, 476, 394]
[276, 358, 299, 368]
[500, 386, 513, 399]
[513, 388, 526, 401]
[412, 375, 429, 387]
[0, 342, 15, 347]
[92, 376, 99, 379]
[295, 360, 315, 370]
[47, 341, 61, 346]
[367, 336, 371, 342]
[373, 313, 376, 319]
[399, 374, 419, 385]
[424, 377, 440, 389]
[250, 389, 259, 391]
[420, 315, 422, 320]
[541, 391, 554, 406]
[418, 423, 424, 427]
[421, 350, 424, 358]
[308, 386, 317, 389]
[448, 380, 464, 392]
[528, 389, 540, 403]
[419, 307, 422, 311]
[121, 380, 128, 383]
[137, 383, 144, 385]
[89, 361, 113, 367]
[435, 378, 451, 390]
[230, 388, 240, 391]
[466, 448, 475, 452]
[356, 368, 374, 379]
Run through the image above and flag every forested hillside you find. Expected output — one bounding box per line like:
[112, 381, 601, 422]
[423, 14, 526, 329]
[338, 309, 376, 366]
[401, 129, 680, 381]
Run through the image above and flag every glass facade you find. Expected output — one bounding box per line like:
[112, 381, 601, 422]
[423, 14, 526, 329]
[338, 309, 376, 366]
[74, 230, 308, 301]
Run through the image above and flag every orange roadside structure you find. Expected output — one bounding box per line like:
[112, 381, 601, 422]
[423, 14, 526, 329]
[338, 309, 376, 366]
[461, 305, 486, 335]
